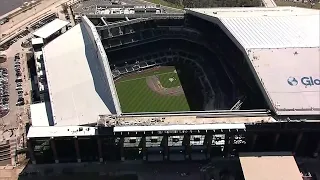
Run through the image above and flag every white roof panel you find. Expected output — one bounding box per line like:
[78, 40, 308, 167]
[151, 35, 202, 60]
[27, 126, 97, 138]
[249, 48, 320, 115]
[187, 7, 320, 49]
[33, 19, 69, 39]
[42, 23, 115, 126]
[220, 15, 320, 49]
[31, 38, 44, 45]
[30, 103, 50, 127]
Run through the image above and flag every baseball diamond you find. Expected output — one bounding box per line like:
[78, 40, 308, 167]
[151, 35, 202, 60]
[115, 66, 190, 113]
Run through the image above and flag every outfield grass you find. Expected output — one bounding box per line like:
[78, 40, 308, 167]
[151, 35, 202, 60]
[115, 67, 190, 113]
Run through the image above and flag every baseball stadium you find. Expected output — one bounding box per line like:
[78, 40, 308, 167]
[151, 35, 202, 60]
[25, 1, 320, 171]
[99, 16, 267, 114]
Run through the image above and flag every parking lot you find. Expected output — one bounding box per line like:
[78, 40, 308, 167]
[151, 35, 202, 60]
[0, 67, 9, 118]
[0, 31, 32, 161]
[0, 3, 70, 167]
[14, 53, 25, 107]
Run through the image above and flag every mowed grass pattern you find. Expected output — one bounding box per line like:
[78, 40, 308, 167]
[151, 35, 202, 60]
[115, 67, 190, 113]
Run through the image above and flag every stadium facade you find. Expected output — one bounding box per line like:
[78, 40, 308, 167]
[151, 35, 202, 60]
[27, 6, 320, 164]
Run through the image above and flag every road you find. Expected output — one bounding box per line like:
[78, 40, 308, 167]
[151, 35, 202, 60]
[0, 0, 25, 16]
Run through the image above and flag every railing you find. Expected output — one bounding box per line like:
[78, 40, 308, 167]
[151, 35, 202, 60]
[121, 109, 271, 117]
[86, 13, 184, 19]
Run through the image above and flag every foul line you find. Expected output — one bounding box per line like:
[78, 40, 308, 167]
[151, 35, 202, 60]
[117, 71, 176, 84]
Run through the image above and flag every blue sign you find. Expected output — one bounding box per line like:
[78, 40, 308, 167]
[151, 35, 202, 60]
[288, 76, 320, 86]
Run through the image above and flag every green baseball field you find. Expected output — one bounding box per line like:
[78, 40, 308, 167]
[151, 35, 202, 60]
[115, 66, 190, 113]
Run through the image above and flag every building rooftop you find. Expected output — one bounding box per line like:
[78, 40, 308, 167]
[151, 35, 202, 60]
[30, 103, 50, 127]
[27, 126, 97, 138]
[31, 38, 44, 45]
[42, 23, 116, 126]
[32, 19, 69, 39]
[248, 48, 320, 115]
[239, 152, 302, 180]
[187, 7, 320, 116]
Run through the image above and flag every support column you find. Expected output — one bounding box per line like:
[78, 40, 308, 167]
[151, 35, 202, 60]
[74, 138, 81, 163]
[313, 139, 320, 158]
[250, 134, 258, 151]
[163, 134, 168, 160]
[227, 135, 235, 158]
[205, 133, 213, 159]
[223, 134, 234, 157]
[108, 29, 112, 38]
[100, 30, 104, 41]
[273, 133, 280, 150]
[294, 133, 303, 153]
[97, 138, 103, 162]
[184, 134, 191, 160]
[50, 138, 59, 163]
[223, 134, 229, 156]
[120, 137, 125, 161]
[141, 136, 147, 161]
[27, 140, 36, 164]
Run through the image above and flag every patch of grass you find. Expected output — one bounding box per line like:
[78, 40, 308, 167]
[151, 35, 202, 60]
[158, 71, 181, 88]
[115, 67, 190, 113]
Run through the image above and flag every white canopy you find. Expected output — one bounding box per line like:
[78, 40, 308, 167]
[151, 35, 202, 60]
[33, 19, 69, 39]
